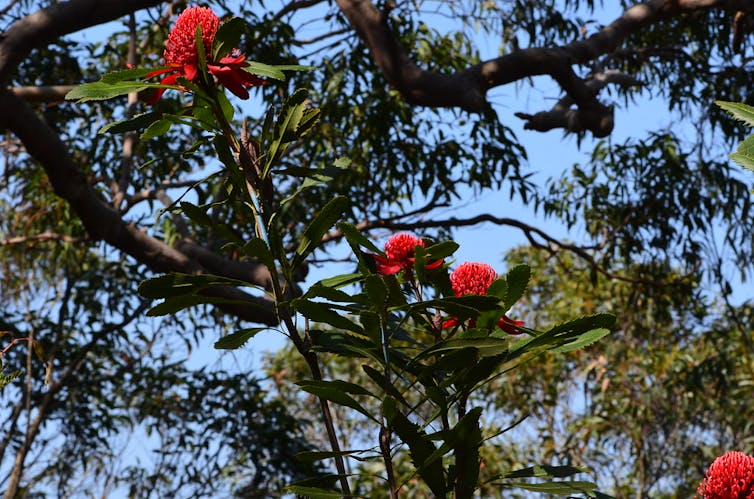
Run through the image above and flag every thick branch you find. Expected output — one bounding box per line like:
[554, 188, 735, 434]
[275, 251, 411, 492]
[0, 0, 165, 85]
[334, 0, 753, 136]
[0, 91, 278, 325]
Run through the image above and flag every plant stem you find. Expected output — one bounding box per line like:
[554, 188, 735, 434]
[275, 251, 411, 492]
[215, 105, 351, 496]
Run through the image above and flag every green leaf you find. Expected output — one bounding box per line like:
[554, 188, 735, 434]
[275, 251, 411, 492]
[319, 273, 363, 289]
[296, 380, 378, 422]
[716, 100, 754, 127]
[337, 221, 382, 254]
[263, 88, 314, 176]
[292, 299, 363, 334]
[503, 480, 598, 495]
[500, 464, 591, 480]
[550, 327, 611, 353]
[65, 80, 175, 103]
[282, 485, 343, 499]
[362, 364, 408, 406]
[423, 240, 459, 260]
[297, 379, 375, 397]
[138, 273, 256, 299]
[101, 67, 162, 83]
[295, 450, 369, 463]
[212, 17, 247, 60]
[364, 275, 388, 310]
[195, 25, 208, 82]
[294, 196, 348, 267]
[383, 397, 447, 497]
[98, 111, 162, 134]
[214, 328, 266, 349]
[216, 89, 234, 123]
[503, 264, 530, 310]
[178, 202, 212, 226]
[146, 294, 253, 316]
[243, 61, 314, 80]
[140, 117, 173, 140]
[240, 238, 276, 273]
[730, 134, 754, 171]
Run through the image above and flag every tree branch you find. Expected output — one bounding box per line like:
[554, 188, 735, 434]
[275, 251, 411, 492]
[0, 0, 165, 85]
[334, 0, 753, 136]
[0, 91, 279, 325]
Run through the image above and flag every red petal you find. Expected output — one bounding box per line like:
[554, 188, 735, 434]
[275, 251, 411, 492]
[371, 254, 402, 275]
[442, 318, 460, 329]
[219, 53, 246, 65]
[497, 316, 524, 335]
[208, 65, 250, 99]
[182, 64, 199, 81]
[147, 73, 181, 104]
[145, 67, 174, 78]
[425, 259, 444, 270]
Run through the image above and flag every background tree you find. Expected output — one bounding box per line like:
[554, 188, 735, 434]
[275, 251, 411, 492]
[1, 0, 753, 496]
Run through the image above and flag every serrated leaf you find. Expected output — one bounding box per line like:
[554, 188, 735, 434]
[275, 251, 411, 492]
[423, 240, 459, 260]
[716, 100, 754, 127]
[263, 88, 310, 176]
[98, 111, 162, 134]
[214, 328, 265, 349]
[101, 67, 161, 83]
[319, 273, 363, 289]
[504, 264, 530, 310]
[216, 89, 234, 123]
[294, 196, 348, 267]
[244, 61, 314, 80]
[65, 80, 176, 103]
[550, 327, 611, 353]
[730, 134, 754, 171]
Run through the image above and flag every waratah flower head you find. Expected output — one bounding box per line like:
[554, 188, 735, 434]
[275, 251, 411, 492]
[697, 451, 754, 499]
[385, 233, 425, 267]
[164, 6, 220, 68]
[450, 262, 498, 296]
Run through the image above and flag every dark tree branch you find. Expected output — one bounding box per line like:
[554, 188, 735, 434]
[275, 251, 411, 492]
[334, 0, 754, 136]
[0, 0, 165, 85]
[0, 91, 278, 325]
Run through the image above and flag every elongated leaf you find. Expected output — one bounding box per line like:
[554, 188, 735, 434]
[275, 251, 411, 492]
[423, 240, 459, 260]
[293, 299, 363, 334]
[98, 111, 162, 134]
[294, 196, 348, 266]
[138, 273, 255, 298]
[504, 264, 530, 310]
[362, 364, 408, 406]
[140, 117, 173, 140]
[263, 88, 310, 176]
[214, 328, 265, 349]
[146, 294, 252, 316]
[319, 272, 363, 288]
[283, 486, 343, 498]
[296, 381, 378, 422]
[297, 379, 375, 397]
[241, 238, 275, 272]
[730, 135, 754, 171]
[244, 61, 314, 80]
[295, 450, 371, 463]
[101, 67, 161, 83]
[503, 480, 598, 495]
[716, 100, 754, 127]
[66, 80, 175, 103]
[212, 17, 246, 60]
[337, 221, 382, 254]
[500, 464, 591, 480]
[383, 397, 447, 497]
[550, 327, 611, 353]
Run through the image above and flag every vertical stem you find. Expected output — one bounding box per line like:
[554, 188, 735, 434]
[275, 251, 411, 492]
[379, 317, 399, 498]
[215, 111, 351, 495]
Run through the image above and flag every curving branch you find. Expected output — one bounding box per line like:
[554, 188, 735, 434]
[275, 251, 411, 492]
[0, 90, 278, 326]
[334, 0, 754, 136]
[324, 213, 684, 286]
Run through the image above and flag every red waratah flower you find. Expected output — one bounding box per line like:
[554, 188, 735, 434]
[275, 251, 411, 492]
[697, 451, 754, 499]
[442, 262, 524, 334]
[147, 6, 264, 103]
[370, 233, 443, 275]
